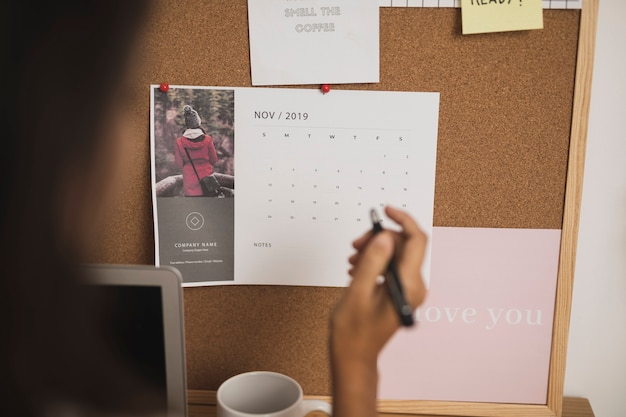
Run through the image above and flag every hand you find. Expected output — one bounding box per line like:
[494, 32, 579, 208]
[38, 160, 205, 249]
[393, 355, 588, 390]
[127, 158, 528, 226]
[329, 206, 427, 417]
[331, 205, 428, 363]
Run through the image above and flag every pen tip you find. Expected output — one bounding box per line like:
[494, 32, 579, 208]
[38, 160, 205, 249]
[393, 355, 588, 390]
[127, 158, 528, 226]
[370, 208, 381, 223]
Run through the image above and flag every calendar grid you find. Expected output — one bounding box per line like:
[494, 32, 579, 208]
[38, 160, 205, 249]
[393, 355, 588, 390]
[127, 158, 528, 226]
[255, 124, 417, 227]
[379, 0, 582, 9]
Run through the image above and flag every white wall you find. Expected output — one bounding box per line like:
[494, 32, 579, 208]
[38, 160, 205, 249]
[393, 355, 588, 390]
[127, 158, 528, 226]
[563, 1, 626, 416]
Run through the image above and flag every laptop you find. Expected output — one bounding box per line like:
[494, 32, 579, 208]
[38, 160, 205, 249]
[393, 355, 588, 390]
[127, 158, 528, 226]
[82, 264, 188, 417]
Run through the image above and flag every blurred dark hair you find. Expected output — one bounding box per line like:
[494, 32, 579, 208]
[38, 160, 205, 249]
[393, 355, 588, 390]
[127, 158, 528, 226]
[0, 1, 154, 416]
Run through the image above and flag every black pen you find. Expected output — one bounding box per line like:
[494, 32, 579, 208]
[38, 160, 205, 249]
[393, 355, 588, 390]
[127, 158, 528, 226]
[370, 208, 415, 327]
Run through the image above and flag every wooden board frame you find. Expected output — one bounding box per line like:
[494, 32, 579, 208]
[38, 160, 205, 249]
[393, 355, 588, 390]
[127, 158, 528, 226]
[95, 1, 598, 416]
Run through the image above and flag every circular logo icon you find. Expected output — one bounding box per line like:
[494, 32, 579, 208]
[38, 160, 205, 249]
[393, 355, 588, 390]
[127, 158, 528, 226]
[185, 212, 205, 231]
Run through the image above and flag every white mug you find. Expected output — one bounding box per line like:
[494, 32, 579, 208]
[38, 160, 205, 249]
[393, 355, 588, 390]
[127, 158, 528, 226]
[216, 371, 332, 417]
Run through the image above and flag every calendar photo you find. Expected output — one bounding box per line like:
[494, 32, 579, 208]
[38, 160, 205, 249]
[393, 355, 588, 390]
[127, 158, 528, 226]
[150, 85, 440, 286]
[151, 87, 235, 283]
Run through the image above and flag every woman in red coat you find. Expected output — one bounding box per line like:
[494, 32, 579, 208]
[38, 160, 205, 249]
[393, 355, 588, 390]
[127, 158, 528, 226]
[174, 105, 219, 196]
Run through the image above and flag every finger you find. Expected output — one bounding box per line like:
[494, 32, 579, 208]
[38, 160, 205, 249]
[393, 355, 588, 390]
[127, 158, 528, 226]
[385, 206, 427, 264]
[348, 251, 360, 266]
[384, 206, 428, 306]
[384, 206, 424, 241]
[347, 266, 356, 277]
[348, 229, 376, 268]
[352, 230, 374, 250]
[349, 231, 394, 295]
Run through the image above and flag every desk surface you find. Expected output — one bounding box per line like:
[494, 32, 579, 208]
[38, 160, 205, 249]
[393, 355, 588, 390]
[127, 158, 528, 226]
[187, 391, 594, 417]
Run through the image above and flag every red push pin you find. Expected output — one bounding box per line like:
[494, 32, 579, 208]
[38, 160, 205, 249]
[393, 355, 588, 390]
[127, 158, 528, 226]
[321, 84, 331, 94]
[159, 83, 170, 93]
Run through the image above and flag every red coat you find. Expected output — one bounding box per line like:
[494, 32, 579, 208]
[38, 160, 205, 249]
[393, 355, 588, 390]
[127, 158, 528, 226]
[174, 134, 218, 196]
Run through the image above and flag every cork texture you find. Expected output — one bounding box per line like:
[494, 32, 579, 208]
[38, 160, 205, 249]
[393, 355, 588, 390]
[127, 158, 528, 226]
[93, 1, 580, 396]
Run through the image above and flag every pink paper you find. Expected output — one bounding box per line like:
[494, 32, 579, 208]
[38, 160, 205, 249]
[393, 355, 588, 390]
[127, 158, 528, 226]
[379, 227, 561, 404]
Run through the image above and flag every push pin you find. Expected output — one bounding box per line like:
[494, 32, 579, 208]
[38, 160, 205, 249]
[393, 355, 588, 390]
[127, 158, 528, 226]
[159, 83, 170, 93]
[321, 84, 331, 94]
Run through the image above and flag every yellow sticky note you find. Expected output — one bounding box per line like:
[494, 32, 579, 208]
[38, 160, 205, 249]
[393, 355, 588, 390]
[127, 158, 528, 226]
[461, 0, 543, 35]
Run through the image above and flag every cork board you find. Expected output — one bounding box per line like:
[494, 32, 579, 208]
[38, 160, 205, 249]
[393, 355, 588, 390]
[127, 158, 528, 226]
[94, 1, 598, 415]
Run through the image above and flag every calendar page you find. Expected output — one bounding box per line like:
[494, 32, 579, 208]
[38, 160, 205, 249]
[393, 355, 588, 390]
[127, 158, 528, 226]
[150, 86, 440, 287]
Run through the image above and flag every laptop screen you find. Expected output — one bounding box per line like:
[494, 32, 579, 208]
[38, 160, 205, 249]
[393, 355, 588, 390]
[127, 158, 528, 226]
[99, 284, 167, 410]
[83, 264, 187, 417]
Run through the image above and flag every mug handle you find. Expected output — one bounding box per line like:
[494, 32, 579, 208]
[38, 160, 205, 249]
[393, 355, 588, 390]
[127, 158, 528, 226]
[301, 399, 332, 416]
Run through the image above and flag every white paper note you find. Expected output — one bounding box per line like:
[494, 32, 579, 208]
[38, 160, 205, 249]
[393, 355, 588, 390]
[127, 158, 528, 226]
[247, 0, 379, 86]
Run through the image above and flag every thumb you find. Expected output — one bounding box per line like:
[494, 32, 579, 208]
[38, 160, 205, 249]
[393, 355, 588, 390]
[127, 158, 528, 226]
[350, 231, 394, 295]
